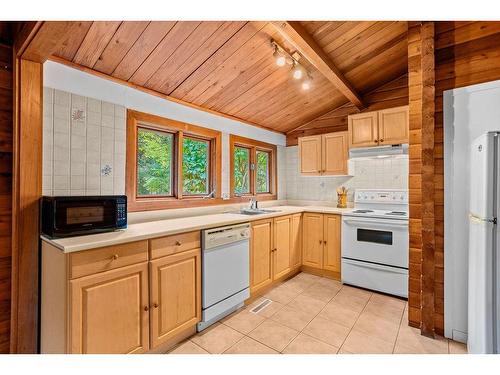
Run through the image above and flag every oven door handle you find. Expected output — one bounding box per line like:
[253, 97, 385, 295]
[343, 219, 408, 228]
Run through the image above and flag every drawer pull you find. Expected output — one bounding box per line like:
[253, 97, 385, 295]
[175, 241, 182, 246]
[111, 254, 119, 260]
[153, 303, 159, 308]
[380, 139, 384, 143]
[144, 306, 149, 312]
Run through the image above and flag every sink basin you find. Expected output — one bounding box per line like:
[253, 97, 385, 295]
[236, 208, 280, 215]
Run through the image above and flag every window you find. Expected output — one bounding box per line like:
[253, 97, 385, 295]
[137, 128, 173, 196]
[233, 146, 251, 195]
[230, 135, 277, 200]
[182, 136, 210, 195]
[127, 110, 222, 211]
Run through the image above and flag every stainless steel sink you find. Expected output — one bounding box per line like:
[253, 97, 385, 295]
[235, 208, 280, 215]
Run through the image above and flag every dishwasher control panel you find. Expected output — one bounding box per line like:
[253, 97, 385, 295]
[202, 223, 250, 250]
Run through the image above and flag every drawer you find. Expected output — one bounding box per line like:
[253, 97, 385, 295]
[150, 231, 201, 259]
[69, 240, 148, 279]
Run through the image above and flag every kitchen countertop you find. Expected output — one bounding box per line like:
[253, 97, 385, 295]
[41, 205, 353, 253]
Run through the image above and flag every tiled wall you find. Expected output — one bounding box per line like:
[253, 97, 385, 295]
[285, 146, 408, 202]
[43, 88, 126, 196]
[43, 88, 287, 200]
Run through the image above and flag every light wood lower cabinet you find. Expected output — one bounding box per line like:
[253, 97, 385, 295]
[302, 213, 341, 277]
[290, 213, 302, 269]
[149, 248, 201, 348]
[250, 218, 273, 293]
[323, 214, 341, 273]
[302, 212, 324, 269]
[70, 262, 150, 354]
[41, 232, 201, 354]
[273, 215, 292, 280]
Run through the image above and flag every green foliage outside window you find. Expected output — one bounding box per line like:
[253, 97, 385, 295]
[137, 129, 172, 196]
[234, 147, 250, 194]
[256, 151, 269, 193]
[183, 137, 209, 195]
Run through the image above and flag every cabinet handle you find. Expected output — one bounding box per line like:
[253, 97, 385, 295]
[144, 306, 149, 312]
[379, 139, 384, 143]
[175, 241, 182, 246]
[111, 254, 119, 260]
[319, 240, 322, 244]
[324, 241, 327, 245]
[153, 303, 159, 309]
[374, 140, 378, 143]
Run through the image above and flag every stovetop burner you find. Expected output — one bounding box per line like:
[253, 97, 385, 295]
[385, 211, 407, 216]
[352, 209, 374, 213]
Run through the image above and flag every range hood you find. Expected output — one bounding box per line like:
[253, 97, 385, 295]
[349, 144, 408, 159]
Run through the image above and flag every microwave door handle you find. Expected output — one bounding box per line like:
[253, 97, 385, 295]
[343, 219, 408, 228]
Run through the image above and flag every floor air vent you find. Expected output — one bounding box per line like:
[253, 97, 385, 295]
[249, 298, 272, 314]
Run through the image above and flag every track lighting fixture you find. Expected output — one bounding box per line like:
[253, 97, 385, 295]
[271, 39, 312, 91]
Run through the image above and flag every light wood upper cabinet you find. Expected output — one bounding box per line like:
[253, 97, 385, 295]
[322, 131, 348, 175]
[69, 262, 150, 354]
[298, 131, 348, 176]
[348, 111, 378, 148]
[149, 248, 201, 349]
[250, 219, 273, 293]
[298, 135, 322, 175]
[302, 213, 324, 269]
[273, 215, 291, 280]
[378, 106, 409, 145]
[290, 213, 302, 269]
[323, 214, 341, 273]
[348, 106, 409, 148]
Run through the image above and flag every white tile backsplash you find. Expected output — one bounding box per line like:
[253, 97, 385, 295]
[43, 88, 126, 196]
[284, 146, 408, 203]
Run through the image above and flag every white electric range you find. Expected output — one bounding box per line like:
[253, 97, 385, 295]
[341, 189, 409, 298]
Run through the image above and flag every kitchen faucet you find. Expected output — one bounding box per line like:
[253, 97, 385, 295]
[249, 196, 258, 210]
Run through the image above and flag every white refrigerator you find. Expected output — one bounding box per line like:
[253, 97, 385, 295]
[468, 132, 500, 354]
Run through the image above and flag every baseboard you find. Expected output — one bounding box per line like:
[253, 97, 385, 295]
[146, 325, 197, 354]
[300, 265, 341, 281]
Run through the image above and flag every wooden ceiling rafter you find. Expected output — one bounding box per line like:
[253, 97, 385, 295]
[271, 21, 365, 109]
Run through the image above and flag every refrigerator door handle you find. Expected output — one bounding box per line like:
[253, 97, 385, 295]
[469, 213, 497, 225]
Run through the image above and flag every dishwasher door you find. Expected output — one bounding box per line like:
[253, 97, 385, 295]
[202, 238, 250, 309]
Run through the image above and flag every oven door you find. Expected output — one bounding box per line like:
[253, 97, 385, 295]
[341, 216, 408, 268]
[54, 198, 118, 236]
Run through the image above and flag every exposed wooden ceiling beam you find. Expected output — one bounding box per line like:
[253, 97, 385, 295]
[272, 21, 365, 109]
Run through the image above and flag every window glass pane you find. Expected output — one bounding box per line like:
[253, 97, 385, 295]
[234, 146, 250, 194]
[183, 137, 209, 195]
[137, 128, 173, 196]
[256, 150, 270, 193]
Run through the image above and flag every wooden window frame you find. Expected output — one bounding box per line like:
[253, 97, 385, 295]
[229, 135, 277, 201]
[126, 109, 222, 211]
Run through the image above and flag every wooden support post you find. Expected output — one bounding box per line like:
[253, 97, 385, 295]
[407, 21, 436, 338]
[10, 58, 43, 353]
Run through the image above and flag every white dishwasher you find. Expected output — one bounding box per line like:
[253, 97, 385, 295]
[197, 223, 250, 331]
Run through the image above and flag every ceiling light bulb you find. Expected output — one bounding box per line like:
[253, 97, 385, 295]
[293, 65, 303, 79]
[302, 80, 311, 90]
[276, 55, 286, 67]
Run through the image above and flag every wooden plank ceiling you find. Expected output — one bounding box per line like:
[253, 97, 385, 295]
[50, 21, 408, 134]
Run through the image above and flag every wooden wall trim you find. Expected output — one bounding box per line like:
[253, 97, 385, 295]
[10, 58, 43, 353]
[407, 21, 436, 338]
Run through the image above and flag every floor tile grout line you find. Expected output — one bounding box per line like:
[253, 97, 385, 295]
[337, 290, 372, 353]
[391, 301, 407, 354]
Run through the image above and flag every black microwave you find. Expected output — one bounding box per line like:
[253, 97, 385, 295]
[41, 195, 127, 238]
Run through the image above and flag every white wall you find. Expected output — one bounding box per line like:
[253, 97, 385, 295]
[42, 61, 287, 200]
[444, 79, 500, 343]
[285, 146, 408, 202]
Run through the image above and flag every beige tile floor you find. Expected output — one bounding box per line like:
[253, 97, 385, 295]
[169, 272, 468, 354]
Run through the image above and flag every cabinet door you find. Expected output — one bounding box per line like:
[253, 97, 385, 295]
[302, 213, 324, 269]
[322, 131, 349, 175]
[290, 213, 302, 269]
[250, 219, 273, 293]
[70, 262, 149, 354]
[348, 112, 378, 148]
[323, 214, 341, 273]
[298, 135, 322, 175]
[378, 106, 409, 145]
[273, 215, 291, 280]
[149, 248, 201, 349]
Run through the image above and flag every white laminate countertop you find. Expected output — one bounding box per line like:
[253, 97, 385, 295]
[41, 205, 353, 253]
